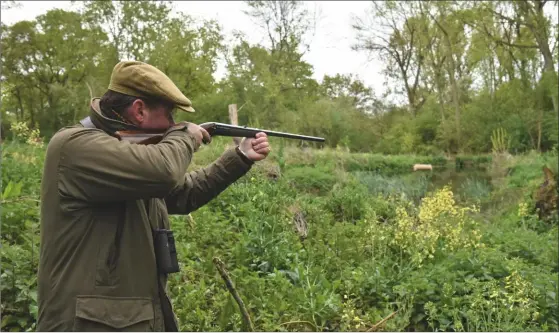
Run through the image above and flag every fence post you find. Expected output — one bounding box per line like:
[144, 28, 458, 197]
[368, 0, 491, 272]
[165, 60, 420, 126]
[228, 104, 241, 145]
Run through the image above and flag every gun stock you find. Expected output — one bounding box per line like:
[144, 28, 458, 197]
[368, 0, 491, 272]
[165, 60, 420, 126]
[115, 122, 325, 145]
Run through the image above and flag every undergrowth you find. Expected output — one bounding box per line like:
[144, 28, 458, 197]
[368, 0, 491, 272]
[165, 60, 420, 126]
[1, 136, 558, 331]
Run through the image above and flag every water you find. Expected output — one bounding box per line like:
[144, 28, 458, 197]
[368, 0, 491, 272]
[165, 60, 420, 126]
[353, 164, 493, 205]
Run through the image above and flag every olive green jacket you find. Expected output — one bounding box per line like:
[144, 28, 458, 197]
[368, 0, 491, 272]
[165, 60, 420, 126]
[37, 99, 253, 331]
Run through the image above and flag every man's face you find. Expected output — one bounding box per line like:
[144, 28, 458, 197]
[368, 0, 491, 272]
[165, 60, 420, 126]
[127, 99, 176, 130]
[141, 104, 176, 130]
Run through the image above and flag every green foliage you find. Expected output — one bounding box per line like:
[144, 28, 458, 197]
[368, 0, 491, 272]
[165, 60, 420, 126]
[457, 177, 492, 204]
[326, 180, 370, 223]
[283, 165, 338, 195]
[3, 142, 558, 332]
[1, 144, 43, 332]
[2, 0, 559, 328]
[491, 127, 510, 154]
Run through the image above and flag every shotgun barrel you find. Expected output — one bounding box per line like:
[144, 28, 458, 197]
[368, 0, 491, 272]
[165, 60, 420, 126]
[200, 122, 325, 142]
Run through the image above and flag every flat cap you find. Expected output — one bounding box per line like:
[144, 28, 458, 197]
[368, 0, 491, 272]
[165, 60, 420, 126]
[108, 61, 195, 112]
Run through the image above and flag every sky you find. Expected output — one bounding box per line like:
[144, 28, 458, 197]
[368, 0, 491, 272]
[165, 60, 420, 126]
[1, 1, 386, 95]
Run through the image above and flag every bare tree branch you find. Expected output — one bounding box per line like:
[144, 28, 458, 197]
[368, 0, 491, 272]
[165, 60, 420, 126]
[477, 19, 540, 49]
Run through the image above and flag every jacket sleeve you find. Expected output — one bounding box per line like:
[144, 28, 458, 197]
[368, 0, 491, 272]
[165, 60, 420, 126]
[164, 147, 254, 215]
[57, 125, 199, 202]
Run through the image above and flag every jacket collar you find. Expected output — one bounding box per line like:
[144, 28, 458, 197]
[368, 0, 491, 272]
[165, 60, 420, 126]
[88, 98, 142, 135]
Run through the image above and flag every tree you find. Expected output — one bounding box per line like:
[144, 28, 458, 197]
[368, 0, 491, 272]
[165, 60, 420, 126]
[243, 0, 317, 57]
[352, 1, 430, 116]
[469, 0, 558, 150]
[1, 9, 110, 136]
[78, 0, 173, 61]
[420, 1, 476, 152]
[1, 0, 21, 10]
[220, 2, 320, 129]
[320, 74, 377, 114]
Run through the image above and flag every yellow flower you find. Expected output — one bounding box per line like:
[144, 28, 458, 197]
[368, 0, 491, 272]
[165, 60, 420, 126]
[391, 186, 483, 265]
[518, 202, 529, 218]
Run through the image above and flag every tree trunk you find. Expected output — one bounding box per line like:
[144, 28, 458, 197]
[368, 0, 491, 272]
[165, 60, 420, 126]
[448, 67, 461, 151]
[441, 32, 461, 151]
[521, 0, 559, 114]
[537, 107, 542, 151]
[430, 10, 461, 151]
[15, 87, 25, 123]
[436, 76, 446, 124]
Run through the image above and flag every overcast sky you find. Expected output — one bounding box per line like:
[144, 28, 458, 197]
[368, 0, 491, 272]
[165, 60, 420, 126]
[2, 1, 386, 95]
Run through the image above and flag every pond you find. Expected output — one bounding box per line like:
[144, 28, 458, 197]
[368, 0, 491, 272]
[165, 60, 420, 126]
[352, 163, 494, 205]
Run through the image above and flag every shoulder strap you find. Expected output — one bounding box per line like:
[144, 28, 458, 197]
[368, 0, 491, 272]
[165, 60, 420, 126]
[80, 116, 96, 129]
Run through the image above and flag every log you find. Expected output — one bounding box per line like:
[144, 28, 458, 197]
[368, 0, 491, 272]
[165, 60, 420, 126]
[413, 164, 433, 171]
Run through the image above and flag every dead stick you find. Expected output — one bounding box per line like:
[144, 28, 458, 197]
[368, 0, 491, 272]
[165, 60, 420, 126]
[213, 257, 255, 332]
[367, 310, 399, 332]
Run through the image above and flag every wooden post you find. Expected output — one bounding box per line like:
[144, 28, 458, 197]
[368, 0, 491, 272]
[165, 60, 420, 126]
[228, 104, 241, 145]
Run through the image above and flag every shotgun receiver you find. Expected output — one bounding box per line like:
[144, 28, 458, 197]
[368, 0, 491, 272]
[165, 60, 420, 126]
[115, 122, 325, 145]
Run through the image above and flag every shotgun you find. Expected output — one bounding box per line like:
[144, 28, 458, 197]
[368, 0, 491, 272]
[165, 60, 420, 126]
[115, 122, 325, 145]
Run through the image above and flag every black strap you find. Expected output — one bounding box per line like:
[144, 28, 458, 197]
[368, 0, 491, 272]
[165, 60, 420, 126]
[160, 284, 179, 331]
[80, 116, 96, 129]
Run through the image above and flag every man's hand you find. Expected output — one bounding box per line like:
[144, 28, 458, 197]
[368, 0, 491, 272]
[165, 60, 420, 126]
[184, 122, 211, 146]
[239, 132, 271, 162]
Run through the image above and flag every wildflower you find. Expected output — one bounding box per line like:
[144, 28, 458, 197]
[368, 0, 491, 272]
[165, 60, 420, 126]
[391, 186, 483, 265]
[10, 121, 44, 148]
[518, 202, 529, 218]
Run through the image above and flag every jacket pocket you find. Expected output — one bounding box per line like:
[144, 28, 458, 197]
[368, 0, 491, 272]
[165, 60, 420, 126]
[73, 295, 154, 331]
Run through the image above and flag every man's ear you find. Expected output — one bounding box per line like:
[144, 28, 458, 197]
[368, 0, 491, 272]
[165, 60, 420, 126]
[127, 99, 147, 124]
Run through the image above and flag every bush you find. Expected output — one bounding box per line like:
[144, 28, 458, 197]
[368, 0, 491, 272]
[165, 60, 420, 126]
[283, 165, 338, 195]
[326, 181, 370, 223]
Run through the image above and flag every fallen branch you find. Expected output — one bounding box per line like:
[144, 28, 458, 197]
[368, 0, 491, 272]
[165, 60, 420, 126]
[0, 196, 41, 204]
[213, 257, 255, 332]
[367, 310, 399, 332]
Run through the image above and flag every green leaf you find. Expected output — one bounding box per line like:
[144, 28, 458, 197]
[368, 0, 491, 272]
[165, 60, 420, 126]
[2, 181, 14, 199]
[1, 315, 16, 328]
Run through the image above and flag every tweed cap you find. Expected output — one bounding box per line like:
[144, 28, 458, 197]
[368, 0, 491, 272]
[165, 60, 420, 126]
[108, 61, 195, 112]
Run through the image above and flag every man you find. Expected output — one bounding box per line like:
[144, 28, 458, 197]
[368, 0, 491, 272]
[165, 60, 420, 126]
[37, 61, 270, 331]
